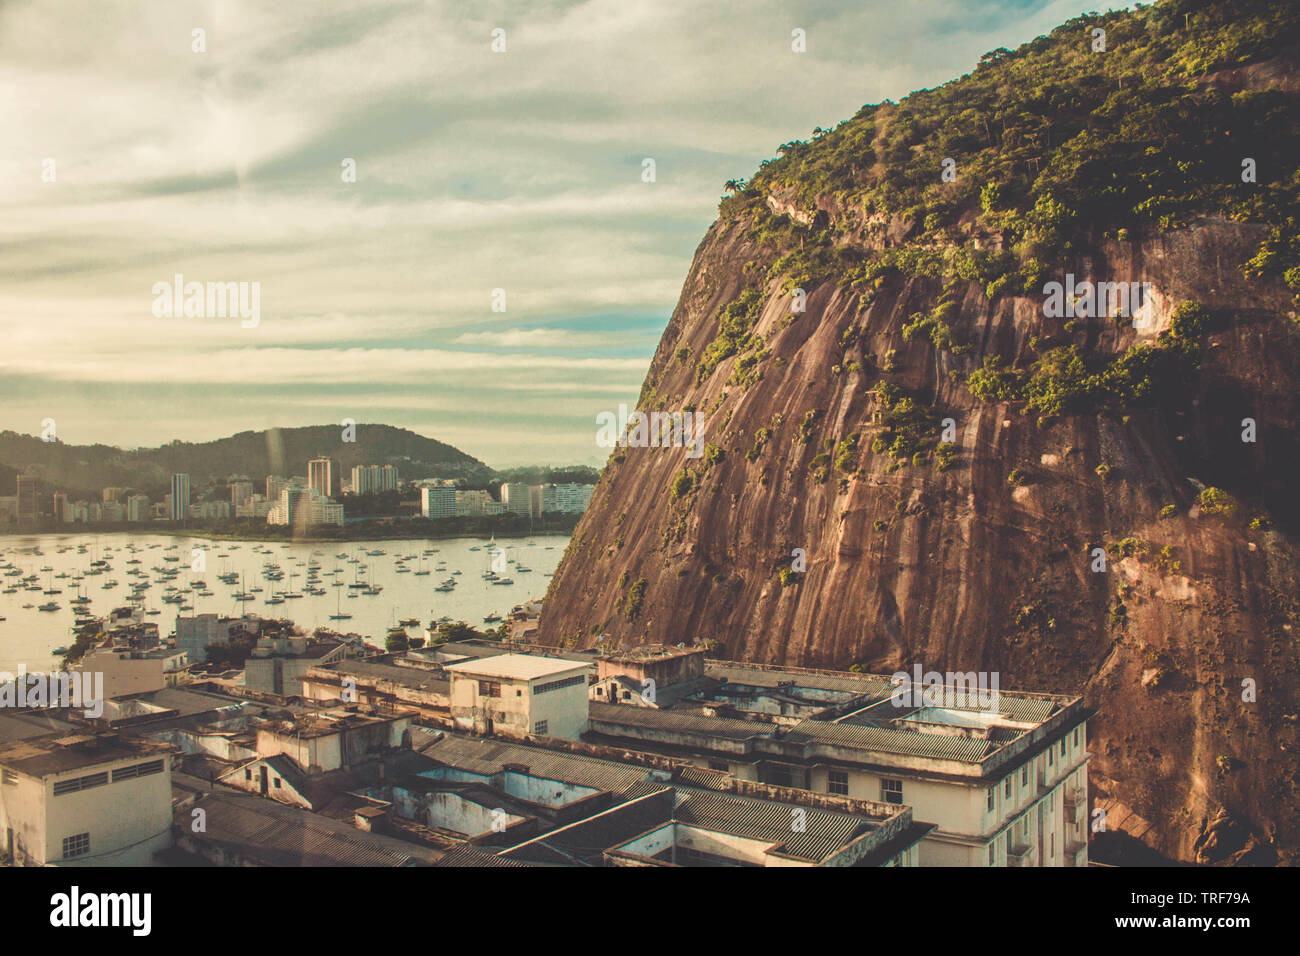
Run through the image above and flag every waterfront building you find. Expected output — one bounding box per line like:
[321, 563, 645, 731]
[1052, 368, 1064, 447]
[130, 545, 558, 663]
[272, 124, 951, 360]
[170, 474, 190, 520]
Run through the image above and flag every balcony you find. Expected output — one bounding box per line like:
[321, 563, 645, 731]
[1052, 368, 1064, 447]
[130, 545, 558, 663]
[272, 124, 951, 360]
[1008, 843, 1034, 867]
[1065, 839, 1088, 867]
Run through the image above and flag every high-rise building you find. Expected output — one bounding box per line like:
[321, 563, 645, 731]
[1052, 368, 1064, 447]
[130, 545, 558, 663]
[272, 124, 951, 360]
[53, 492, 69, 523]
[349, 464, 398, 495]
[127, 494, 151, 522]
[266, 487, 343, 527]
[16, 475, 38, 525]
[421, 485, 456, 519]
[102, 487, 125, 504]
[308, 458, 340, 498]
[501, 482, 531, 515]
[170, 474, 190, 520]
[229, 480, 254, 508]
[266, 475, 288, 503]
[454, 489, 493, 516]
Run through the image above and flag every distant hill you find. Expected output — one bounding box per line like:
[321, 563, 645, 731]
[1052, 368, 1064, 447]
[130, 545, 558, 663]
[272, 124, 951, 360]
[0, 424, 488, 497]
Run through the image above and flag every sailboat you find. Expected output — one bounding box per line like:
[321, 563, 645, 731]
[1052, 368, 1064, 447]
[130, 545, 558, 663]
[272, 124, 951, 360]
[329, 586, 352, 620]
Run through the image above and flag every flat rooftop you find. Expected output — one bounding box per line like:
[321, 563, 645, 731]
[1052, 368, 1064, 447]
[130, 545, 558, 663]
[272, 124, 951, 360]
[311, 658, 449, 694]
[0, 731, 173, 778]
[443, 654, 590, 682]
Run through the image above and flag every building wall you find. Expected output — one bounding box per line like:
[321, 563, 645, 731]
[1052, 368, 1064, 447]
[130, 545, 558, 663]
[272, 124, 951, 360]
[74, 647, 165, 698]
[799, 720, 1089, 867]
[1, 754, 172, 867]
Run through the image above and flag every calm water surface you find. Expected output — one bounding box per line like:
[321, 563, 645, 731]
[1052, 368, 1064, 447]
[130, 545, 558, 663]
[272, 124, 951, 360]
[0, 532, 567, 671]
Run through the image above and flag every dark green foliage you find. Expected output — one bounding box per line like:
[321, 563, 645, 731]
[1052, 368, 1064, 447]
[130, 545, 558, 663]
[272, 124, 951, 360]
[721, 2, 1300, 300]
[698, 289, 764, 384]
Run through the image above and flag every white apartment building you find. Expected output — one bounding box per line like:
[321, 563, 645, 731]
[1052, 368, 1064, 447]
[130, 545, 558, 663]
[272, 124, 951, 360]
[350, 464, 399, 495]
[0, 731, 175, 866]
[501, 482, 532, 514]
[421, 485, 456, 518]
[444, 655, 592, 741]
[584, 661, 1092, 867]
[266, 487, 343, 527]
[126, 494, 150, 522]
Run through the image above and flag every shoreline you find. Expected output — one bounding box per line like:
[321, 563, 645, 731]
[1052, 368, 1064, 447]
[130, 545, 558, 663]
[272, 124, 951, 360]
[1, 516, 581, 544]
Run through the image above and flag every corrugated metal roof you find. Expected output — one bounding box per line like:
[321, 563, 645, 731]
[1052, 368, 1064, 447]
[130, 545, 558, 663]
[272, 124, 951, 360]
[590, 702, 776, 740]
[188, 791, 439, 866]
[998, 697, 1058, 723]
[705, 662, 895, 697]
[673, 788, 867, 862]
[423, 734, 655, 794]
[786, 720, 996, 763]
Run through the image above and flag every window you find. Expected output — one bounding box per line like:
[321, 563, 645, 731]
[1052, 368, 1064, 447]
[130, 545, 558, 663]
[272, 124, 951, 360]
[1050, 833, 1055, 856]
[881, 778, 903, 805]
[477, 680, 501, 698]
[533, 720, 548, 735]
[988, 843, 996, 866]
[1048, 748, 1054, 767]
[515, 689, 522, 697]
[1006, 831, 1012, 853]
[245, 769, 252, 781]
[769, 767, 794, 788]
[62, 833, 90, 859]
[828, 771, 849, 796]
[987, 788, 995, 811]
[534, 674, 585, 695]
[273, 778, 281, 789]
[1021, 766, 1028, 787]
[1073, 728, 1080, 747]
[1060, 739, 1067, 757]
[52, 772, 108, 796]
[112, 760, 164, 782]
[1004, 777, 1012, 799]
[708, 760, 729, 772]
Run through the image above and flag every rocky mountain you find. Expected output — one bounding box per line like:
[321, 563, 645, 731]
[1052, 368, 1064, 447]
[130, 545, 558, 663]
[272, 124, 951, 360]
[0, 424, 486, 496]
[537, 0, 1300, 864]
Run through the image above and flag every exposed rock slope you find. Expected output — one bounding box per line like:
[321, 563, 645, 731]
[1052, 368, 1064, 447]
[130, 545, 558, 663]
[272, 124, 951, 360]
[539, 0, 1300, 864]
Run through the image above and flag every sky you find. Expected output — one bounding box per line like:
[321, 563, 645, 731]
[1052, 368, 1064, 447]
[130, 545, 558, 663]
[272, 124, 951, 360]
[1, 0, 1115, 468]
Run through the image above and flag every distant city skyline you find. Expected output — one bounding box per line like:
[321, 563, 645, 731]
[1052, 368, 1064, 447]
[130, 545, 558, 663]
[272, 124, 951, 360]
[1, 0, 1109, 467]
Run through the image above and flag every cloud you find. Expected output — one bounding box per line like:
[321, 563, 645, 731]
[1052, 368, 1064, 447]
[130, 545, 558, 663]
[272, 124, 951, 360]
[0, 0, 1118, 466]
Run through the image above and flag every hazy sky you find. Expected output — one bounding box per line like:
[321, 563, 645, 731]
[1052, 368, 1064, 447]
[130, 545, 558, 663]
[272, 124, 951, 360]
[1, 0, 1110, 468]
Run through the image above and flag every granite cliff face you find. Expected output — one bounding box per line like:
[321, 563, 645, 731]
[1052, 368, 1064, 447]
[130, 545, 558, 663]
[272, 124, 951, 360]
[538, 1, 1300, 864]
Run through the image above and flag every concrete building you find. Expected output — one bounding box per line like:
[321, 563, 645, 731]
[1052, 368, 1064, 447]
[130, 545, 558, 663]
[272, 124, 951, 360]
[15, 475, 38, 525]
[53, 491, 68, 523]
[169, 474, 190, 520]
[581, 659, 1093, 867]
[444, 654, 592, 740]
[189, 500, 230, 521]
[420, 485, 456, 519]
[301, 657, 450, 719]
[308, 458, 340, 498]
[500, 482, 531, 515]
[0, 731, 174, 866]
[228, 480, 254, 508]
[175, 613, 240, 664]
[126, 494, 150, 522]
[351, 464, 399, 495]
[244, 635, 351, 697]
[267, 487, 343, 528]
